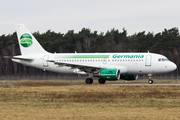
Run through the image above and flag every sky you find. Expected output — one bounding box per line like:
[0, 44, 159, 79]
[0, 0, 180, 36]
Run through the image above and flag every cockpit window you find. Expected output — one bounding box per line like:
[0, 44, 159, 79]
[158, 58, 169, 62]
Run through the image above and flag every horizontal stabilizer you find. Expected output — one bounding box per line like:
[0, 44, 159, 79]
[4, 56, 34, 61]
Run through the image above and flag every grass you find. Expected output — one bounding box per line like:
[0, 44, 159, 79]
[0, 80, 180, 120]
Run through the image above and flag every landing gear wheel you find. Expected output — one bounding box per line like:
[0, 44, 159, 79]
[98, 79, 106, 84]
[85, 78, 93, 84]
[148, 79, 153, 84]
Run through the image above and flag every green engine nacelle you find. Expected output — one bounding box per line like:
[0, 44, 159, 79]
[99, 69, 120, 81]
[120, 74, 138, 80]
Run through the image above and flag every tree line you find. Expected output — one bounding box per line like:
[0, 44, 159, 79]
[0, 27, 180, 76]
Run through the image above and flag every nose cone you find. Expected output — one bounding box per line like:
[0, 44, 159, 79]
[170, 62, 177, 71]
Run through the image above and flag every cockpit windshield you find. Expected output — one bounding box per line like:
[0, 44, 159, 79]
[158, 58, 169, 62]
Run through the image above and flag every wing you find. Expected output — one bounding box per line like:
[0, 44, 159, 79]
[47, 60, 128, 73]
[47, 60, 104, 72]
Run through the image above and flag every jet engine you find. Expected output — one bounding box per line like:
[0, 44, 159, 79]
[94, 69, 120, 81]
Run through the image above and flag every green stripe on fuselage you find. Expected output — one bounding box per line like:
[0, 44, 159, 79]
[55, 55, 110, 59]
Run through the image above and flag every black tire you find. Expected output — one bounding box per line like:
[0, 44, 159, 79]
[98, 79, 106, 84]
[148, 79, 153, 84]
[85, 78, 93, 84]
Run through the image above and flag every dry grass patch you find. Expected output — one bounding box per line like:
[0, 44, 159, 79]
[0, 84, 180, 119]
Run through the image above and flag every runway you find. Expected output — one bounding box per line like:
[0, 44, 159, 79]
[1, 82, 180, 86]
[105, 83, 180, 86]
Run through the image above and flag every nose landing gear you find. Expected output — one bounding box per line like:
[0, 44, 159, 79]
[148, 74, 153, 84]
[148, 79, 153, 84]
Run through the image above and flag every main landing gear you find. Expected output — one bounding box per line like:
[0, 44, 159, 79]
[85, 78, 93, 84]
[148, 74, 153, 84]
[98, 79, 106, 84]
[85, 78, 106, 84]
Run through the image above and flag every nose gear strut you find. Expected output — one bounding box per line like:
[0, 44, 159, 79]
[148, 74, 153, 84]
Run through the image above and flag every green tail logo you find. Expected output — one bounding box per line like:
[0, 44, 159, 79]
[20, 33, 33, 48]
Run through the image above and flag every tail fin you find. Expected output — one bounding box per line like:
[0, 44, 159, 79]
[15, 24, 48, 55]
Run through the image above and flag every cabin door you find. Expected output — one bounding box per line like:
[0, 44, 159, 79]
[43, 55, 49, 67]
[145, 55, 152, 66]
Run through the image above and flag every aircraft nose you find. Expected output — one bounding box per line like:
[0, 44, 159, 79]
[170, 62, 177, 71]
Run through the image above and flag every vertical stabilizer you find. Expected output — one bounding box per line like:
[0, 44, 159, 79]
[15, 24, 48, 55]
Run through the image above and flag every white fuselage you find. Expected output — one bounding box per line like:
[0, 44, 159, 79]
[12, 52, 177, 75]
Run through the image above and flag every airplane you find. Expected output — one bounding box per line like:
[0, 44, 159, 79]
[4, 24, 177, 84]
